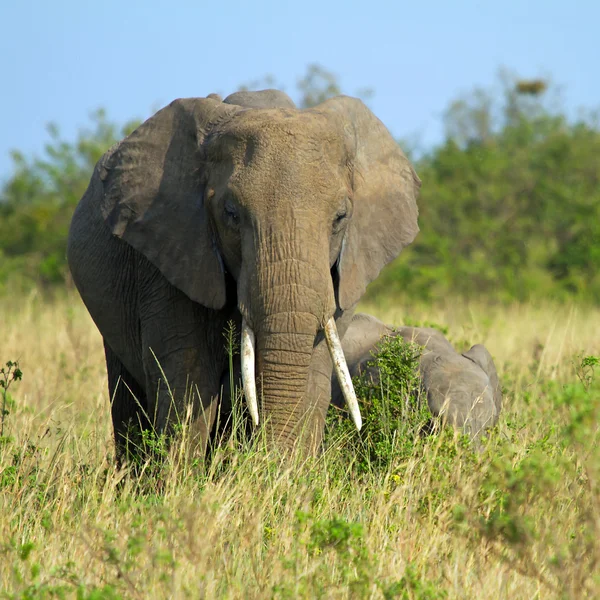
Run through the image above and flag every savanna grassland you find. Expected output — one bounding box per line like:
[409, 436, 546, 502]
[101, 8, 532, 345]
[1, 289, 598, 599]
[2, 66, 600, 598]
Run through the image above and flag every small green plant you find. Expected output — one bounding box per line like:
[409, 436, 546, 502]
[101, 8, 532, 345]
[222, 319, 240, 412]
[383, 563, 448, 600]
[327, 332, 426, 473]
[576, 354, 599, 390]
[3, 537, 126, 599]
[272, 511, 371, 597]
[274, 511, 447, 599]
[1, 360, 22, 439]
[354, 332, 423, 403]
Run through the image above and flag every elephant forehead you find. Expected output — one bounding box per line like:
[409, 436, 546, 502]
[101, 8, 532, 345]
[227, 107, 340, 141]
[210, 111, 351, 205]
[212, 110, 348, 166]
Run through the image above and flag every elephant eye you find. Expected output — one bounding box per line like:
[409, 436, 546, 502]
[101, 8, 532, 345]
[223, 201, 239, 227]
[332, 208, 348, 233]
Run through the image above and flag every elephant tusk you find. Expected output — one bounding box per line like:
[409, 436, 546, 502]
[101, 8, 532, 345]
[241, 319, 260, 426]
[324, 317, 362, 431]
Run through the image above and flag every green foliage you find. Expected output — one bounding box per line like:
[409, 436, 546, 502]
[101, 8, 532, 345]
[273, 511, 446, 598]
[383, 564, 448, 600]
[353, 332, 423, 403]
[281, 512, 372, 597]
[327, 332, 427, 473]
[367, 73, 600, 304]
[2, 536, 140, 598]
[451, 371, 600, 597]
[0, 111, 140, 292]
[576, 354, 599, 390]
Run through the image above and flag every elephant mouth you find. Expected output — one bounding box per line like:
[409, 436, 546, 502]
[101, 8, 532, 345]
[240, 317, 362, 431]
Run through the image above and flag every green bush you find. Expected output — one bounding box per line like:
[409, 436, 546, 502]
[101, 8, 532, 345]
[366, 77, 600, 304]
[327, 332, 429, 474]
[0, 111, 140, 292]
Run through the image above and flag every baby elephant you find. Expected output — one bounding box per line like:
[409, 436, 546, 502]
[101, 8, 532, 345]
[332, 313, 502, 439]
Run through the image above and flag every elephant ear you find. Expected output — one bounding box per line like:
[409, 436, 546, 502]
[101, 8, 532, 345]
[99, 97, 240, 309]
[319, 96, 421, 310]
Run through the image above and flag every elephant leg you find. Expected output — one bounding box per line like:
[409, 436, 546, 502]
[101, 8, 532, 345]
[104, 340, 150, 464]
[137, 264, 230, 457]
[141, 338, 226, 457]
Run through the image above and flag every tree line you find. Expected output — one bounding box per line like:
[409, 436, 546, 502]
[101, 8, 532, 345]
[1, 65, 599, 303]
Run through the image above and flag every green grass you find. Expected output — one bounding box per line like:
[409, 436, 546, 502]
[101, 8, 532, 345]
[0, 290, 598, 598]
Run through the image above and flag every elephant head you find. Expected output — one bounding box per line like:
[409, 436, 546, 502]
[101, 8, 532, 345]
[98, 90, 420, 447]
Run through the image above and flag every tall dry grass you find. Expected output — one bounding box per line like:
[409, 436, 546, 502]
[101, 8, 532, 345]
[1, 290, 599, 598]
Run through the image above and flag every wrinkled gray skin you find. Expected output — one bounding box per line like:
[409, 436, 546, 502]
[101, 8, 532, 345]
[333, 313, 502, 438]
[67, 90, 420, 458]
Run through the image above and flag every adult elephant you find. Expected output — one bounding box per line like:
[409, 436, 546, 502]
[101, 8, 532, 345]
[67, 89, 420, 458]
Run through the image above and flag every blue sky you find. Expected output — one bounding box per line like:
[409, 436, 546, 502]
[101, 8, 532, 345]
[1, 0, 598, 182]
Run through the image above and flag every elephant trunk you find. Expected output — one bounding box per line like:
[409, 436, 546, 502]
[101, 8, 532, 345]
[242, 313, 361, 444]
[239, 228, 361, 447]
[255, 309, 320, 445]
[239, 225, 330, 447]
